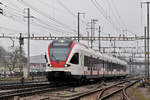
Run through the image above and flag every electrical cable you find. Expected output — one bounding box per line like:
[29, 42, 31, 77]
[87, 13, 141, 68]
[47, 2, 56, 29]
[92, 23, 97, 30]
[105, 0, 123, 29]
[91, 0, 121, 32]
[0, 4, 75, 35]
[56, 0, 87, 25]
[19, 0, 77, 33]
[5, 0, 76, 33]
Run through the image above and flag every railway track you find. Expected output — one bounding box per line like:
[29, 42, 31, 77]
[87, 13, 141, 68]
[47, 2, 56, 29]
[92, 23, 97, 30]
[0, 82, 75, 100]
[0, 81, 49, 90]
[64, 78, 141, 100]
[0, 80, 48, 85]
[0, 77, 141, 100]
[98, 80, 139, 100]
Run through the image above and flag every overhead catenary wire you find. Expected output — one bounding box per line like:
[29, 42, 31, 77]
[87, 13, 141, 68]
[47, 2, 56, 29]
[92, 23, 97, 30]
[0, 13, 28, 33]
[18, 0, 77, 34]
[91, 0, 122, 32]
[7, 0, 77, 34]
[0, 11, 68, 35]
[33, 20, 75, 35]
[34, 17, 75, 34]
[1, 0, 138, 37]
[105, 0, 124, 29]
[92, 0, 137, 35]
[0, 26, 22, 33]
[0, 3, 76, 35]
[5, 0, 24, 12]
[4, 0, 81, 35]
[108, 0, 137, 35]
[94, 0, 123, 32]
[55, 0, 87, 25]
[4, 0, 78, 35]
[110, 0, 127, 28]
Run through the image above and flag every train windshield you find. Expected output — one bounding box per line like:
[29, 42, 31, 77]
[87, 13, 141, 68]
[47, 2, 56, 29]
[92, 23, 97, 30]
[49, 40, 73, 61]
[50, 48, 70, 61]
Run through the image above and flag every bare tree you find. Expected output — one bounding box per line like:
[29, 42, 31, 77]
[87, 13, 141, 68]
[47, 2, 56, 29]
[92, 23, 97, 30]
[8, 46, 27, 73]
[0, 46, 27, 75]
[0, 46, 8, 66]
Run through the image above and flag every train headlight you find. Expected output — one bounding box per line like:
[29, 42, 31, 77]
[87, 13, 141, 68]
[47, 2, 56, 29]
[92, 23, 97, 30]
[64, 64, 71, 67]
[47, 64, 52, 67]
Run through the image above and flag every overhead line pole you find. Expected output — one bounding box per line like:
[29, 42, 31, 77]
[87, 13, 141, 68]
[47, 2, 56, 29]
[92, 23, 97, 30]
[141, 2, 150, 80]
[24, 8, 34, 78]
[145, 26, 147, 79]
[19, 33, 23, 78]
[90, 19, 98, 48]
[27, 8, 30, 78]
[147, 3, 149, 80]
[91, 19, 93, 48]
[78, 12, 80, 42]
[99, 26, 101, 51]
[87, 31, 90, 47]
[77, 12, 85, 42]
[113, 40, 116, 56]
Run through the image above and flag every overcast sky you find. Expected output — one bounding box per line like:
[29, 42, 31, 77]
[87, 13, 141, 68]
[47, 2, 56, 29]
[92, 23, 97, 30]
[0, 0, 148, 57]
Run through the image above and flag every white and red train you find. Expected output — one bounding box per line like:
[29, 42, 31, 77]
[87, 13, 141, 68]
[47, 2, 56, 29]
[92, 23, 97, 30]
[45, 39, 129, 82]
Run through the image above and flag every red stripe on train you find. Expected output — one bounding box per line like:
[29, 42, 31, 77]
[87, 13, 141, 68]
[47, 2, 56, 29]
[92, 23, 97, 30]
[65, 42, 76, 64]
[51, 61, 66, 67]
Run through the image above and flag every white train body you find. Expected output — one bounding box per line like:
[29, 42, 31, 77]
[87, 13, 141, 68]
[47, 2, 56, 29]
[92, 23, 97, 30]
[45, 39, 128, 81]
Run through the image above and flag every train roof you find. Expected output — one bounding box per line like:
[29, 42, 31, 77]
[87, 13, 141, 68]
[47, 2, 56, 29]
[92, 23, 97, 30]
[75, 42, 128, 66]
[49, 40, 128, 66]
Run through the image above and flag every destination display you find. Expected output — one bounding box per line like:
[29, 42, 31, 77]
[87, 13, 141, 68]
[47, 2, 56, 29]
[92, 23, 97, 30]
[53, 42, 70, 46]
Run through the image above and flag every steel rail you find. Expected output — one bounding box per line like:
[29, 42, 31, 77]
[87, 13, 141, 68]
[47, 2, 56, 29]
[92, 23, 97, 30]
[122, 80, 138, 100]
[67, 80, 129, 100]
[0, 81, 49, 90]
[67, 78, 140, 100]
[0, 82, 75, 99]
[99, 80, 140, 100]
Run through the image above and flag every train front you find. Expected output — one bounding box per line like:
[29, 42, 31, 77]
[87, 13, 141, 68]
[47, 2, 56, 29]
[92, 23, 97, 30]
[45, 39, 75, 82]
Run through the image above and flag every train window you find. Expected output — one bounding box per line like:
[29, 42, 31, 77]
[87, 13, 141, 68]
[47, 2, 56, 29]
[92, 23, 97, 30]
[70, 53, 79, 64]
[84, 56, 87, 66]
[84, 56, 90, 66]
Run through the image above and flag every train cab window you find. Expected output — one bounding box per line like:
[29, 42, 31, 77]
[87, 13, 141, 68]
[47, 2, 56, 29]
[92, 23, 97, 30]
[70, 53, 79, 64]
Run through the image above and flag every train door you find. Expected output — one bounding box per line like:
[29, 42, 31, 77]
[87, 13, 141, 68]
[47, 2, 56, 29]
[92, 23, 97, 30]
[69, 52, 81, 75]
[80, 52, 85, 75]
[110, 62, 113, 77]
[80, 52, 84, 67]
[101, 60, 104, 78]
[103, 61, 106, 77]
[106, 62, 108, 77]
